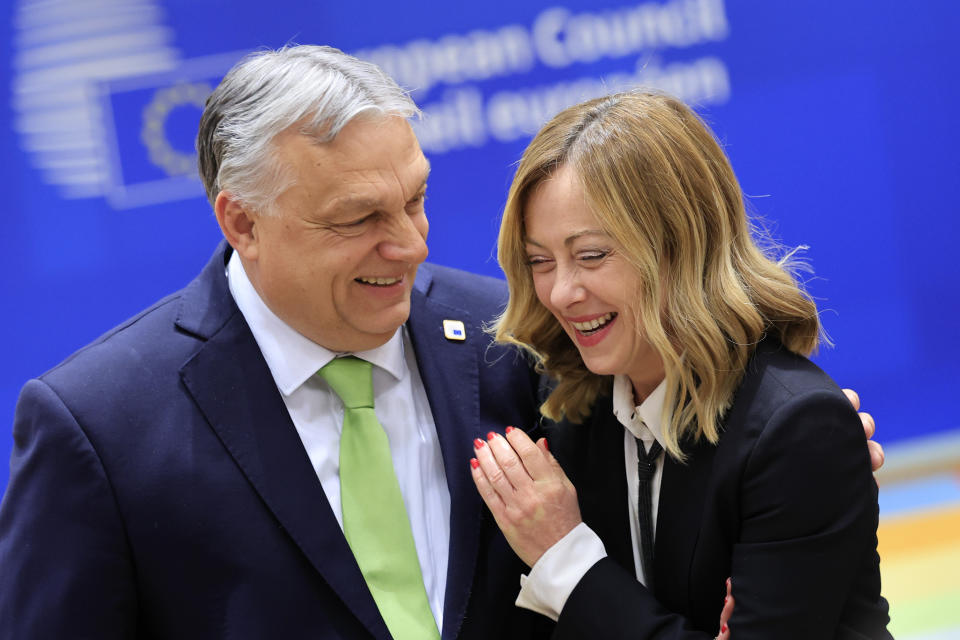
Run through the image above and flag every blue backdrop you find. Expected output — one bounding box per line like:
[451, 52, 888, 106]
[3, 0, 959, 493]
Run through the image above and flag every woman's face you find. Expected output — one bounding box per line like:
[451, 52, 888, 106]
[523, 165, 664, 396]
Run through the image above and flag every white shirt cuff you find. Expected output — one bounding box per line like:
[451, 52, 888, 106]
[514, 522, 608, 621]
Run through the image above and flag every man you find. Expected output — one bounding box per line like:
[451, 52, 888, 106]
[0, 45, 880, 639]
[0, 45, 548, 639]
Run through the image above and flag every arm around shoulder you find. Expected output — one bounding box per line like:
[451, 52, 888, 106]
[729, 389, 890, 638]
[0, 379, 138, 637]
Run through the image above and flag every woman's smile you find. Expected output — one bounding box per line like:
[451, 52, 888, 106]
[567, 312, 618, 346]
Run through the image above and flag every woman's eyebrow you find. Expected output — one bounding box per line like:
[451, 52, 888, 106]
[523, 229, 607, 248]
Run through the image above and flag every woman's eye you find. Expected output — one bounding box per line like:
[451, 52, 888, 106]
[526, 256, 553, 271]
[579, 250, 609, 262]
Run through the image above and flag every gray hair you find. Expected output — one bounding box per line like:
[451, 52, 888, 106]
[196, 44, 420, 214]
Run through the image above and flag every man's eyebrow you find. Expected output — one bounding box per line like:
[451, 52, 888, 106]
[325, 162, 432, 216]
[412, 162, 431, 198]
[402, 163, 431, 205]
[524, 229, 607, 248]
[325, 194, 380, 216]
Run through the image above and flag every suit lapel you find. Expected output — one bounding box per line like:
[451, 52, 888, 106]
[575, 398, 635, 574]
[556, 381, 718, 613]
[654, 436, 717, 613]
[177, 244, 391, 640]
[406, 274, 483, 640]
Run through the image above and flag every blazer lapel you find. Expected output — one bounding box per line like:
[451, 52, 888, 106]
[177, 244, 391, 640]
[654, 435, 717, 613]
[575, 398, 635, 574]
[406, 273, 483, 640]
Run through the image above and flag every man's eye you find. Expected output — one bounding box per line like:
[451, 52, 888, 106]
[342, 215, 373, 228]
[407, 192, 427, 208]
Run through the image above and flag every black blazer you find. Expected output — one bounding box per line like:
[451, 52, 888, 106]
[0, 243, 552, 640]
[546, 339, 891, 639]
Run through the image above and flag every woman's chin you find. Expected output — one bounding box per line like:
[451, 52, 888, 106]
[578, 354, 622, 378]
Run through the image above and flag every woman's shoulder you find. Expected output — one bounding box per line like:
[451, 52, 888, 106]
[731, 337, 850, 429]
[719, 337, 866, 478]
[745, 336, 839, 393]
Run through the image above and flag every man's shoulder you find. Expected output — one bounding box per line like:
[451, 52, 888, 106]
[415, 262, 508, 312]
[39, 246, 231, 396]
[41, 290, 192, 388]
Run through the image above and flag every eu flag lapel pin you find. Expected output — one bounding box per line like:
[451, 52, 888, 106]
[443, 319, 466, 341]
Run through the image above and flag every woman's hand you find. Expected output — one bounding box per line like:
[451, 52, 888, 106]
[717, 578, 734, 639]
[470, 427, 582, 567]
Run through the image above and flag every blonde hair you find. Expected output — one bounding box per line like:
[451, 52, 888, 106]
[494, 90, 823, 459]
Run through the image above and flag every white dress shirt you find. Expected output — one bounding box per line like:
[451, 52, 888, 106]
[515, 375, 667, 620]
[227, 252, 450, 629]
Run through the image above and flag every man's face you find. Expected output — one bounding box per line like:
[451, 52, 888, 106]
[241, 115, 430, 352]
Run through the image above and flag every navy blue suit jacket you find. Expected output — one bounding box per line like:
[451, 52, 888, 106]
[0, 243, 552, 639]
[546, 339, 892, 640]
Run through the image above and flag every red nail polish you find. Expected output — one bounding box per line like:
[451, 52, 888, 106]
[470, 458, 479, 469]
[487, 431, 496, 441]
[473, 438, 484, 448]
[505, 426, 514, 434]
[722, 623, 728, 633]
[724, 596, 728, 605]
[543, 439, 550, 452]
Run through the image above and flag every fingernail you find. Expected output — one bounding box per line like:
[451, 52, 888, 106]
[543, 438, 549, 452]
[487, 431, 496, 441]
[724, 597, 728, 604]
[505, 426, 514, 434]
[722, 623, 728, 633]
[473, 438, 485, 449]
[470, 458, 479, 469]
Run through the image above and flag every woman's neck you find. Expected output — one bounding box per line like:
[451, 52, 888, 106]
[630, 374, 665, 405]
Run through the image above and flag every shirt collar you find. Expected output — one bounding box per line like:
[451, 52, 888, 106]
[226, 251, 406, 396]
[612, 374, 667, 447]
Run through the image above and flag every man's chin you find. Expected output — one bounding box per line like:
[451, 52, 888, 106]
[357, 303, 411, 340]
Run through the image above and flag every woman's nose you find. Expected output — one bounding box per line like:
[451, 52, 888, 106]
[550, 264, 585, 309]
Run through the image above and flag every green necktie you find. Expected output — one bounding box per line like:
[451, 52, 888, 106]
[318, 356, 440, 640]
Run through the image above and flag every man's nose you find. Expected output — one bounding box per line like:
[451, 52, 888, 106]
[380, 213, 429, 265]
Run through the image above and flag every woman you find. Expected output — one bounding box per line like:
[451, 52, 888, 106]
[470, 91, 891, 639]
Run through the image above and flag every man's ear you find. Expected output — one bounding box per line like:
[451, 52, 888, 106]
[214, 191, 258, 260]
